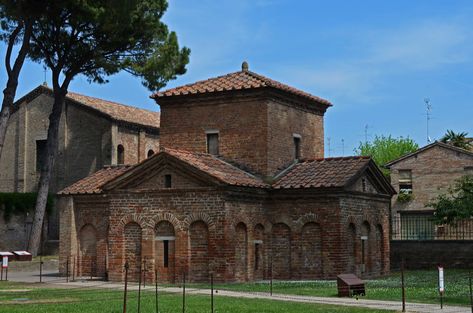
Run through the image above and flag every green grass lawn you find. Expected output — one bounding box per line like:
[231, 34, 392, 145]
[0, 281, 394, 313]
[188, 269, 473, 306]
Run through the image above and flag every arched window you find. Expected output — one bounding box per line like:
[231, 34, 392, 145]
[147, 149, 155, 158]
[117, 145, 125, 165]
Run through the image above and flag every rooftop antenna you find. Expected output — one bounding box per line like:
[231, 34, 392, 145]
[425, 98, 432, 143]
[364, 124, 369, 143]
[341, 139, 345, 156]
[42, 65, 47, 86]
[327, 137, 331, 157]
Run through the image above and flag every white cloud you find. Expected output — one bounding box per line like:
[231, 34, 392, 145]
[278, 17, 473, 106]
[367, 20, 472, 69]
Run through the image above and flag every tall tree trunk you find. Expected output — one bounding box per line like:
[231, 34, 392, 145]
[0, 21, 32, 159]
[28, 88, 67, 256]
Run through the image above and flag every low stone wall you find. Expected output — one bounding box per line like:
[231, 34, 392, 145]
[0, 213, 31, 251]
[391, 240, 473, 270]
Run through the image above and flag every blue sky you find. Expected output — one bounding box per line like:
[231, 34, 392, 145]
[1, 0, 473, 156]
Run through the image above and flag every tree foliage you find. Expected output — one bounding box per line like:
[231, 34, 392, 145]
[28, 0, 190, 91]
[0, 0, 44, 159]
[440, 130, 471, 150]
[355, 135, 419, 177]
[429, 175, 473, 225]
[27, 0, 190, 255]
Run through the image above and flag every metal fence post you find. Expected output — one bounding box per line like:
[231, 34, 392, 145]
[182, 271, 186, 313]
[270, 254, 273, 296]
[211, 272, 214, 313]
[401, 259, 405, 312]
[143, 259, 146, 288]
[138, 262, 142, 313]
[469, 271, 473, 313]
[123, 262, 129, 313]
[155, 269, 159, 313]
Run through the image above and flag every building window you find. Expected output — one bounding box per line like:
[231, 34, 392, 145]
[36, 140, 47, 172]
[206, 132, 219, 155]
[117, 145, 125, 165]
[293, 135, 301, 160]
[163, 240, 169, 268]
[147, 150, 155, 158]
[398, 170, 412, 194]
[164, 174, 172, 188]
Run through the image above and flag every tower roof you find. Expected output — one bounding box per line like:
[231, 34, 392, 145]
[152, 63, 331, 107]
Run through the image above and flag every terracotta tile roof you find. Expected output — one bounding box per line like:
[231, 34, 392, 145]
[385, 141, 473, 167]
[273, 156, 371, 189]
[152, 68, 332, 107]
[66, 91, 160, 130]
[15, 85, 160, 130]
[163, 148, 268, 188]
[58, 165, 133, 195]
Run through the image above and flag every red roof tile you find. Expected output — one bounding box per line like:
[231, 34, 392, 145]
[58, 165, 133, 195]
[66, 91, 160, 130]
[15, 85, 160, 130]
[152, 68, 331, 106]
[273, 156, 371, 189]
[163, 148, 268, 188]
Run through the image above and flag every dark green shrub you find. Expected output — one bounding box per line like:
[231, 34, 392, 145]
[0, 193, 53, 221]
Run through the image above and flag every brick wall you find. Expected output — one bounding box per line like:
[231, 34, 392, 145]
[137, 167, 206, 190]
[0, 91, 160, 243]
[60, 186, 391, 282]
[159, 92, 325, 177]
[390, 145, 473, 216]
[391, 240, 473, 269]
[339, 195, 391, 278]
[266, 100, 324, 174]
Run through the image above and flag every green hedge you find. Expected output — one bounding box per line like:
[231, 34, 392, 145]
[0, 193, 53, 222]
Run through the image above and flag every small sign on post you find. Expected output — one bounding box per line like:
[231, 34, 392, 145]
[438, 266, 445, 309]
[2, 256, 8, 281]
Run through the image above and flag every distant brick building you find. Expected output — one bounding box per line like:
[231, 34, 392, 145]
[0, 85, 160, 250]
[386, 142, 473, 269]
[387, 142, 473, 240]
[58, 63, 394, 283]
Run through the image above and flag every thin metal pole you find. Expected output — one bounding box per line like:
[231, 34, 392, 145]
[123, 262, 129, 313]
[143, 259, 146, 288]
[182, 272, 186, 313]
[90, 258, 93, 280]
[72, 256, 75, 281]
[270, 254, 273, 296]
[211, 273, 214, 313]
[138, 263, 142, 313]
[155, 269, 158, 313]
[401, 259, 405, 312]
[469, 271, 473, 313]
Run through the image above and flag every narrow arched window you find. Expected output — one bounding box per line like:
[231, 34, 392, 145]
[147, 149, 155, 158]
[117, 145, 125, 165]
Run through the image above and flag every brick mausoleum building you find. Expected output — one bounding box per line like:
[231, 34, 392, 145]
[0, 85, 159, 251]
[58, 63, 395, 283]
